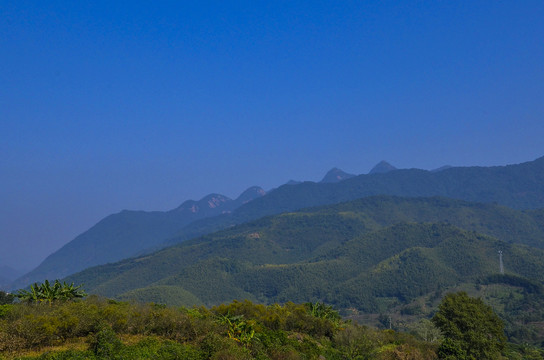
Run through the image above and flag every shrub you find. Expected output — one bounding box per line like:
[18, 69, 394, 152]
[89, 326, 122, 359]
[0, 304, 13, 318]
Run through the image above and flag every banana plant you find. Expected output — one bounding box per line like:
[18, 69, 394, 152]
[16, 280, 86, 304]
[305, 302, 340, 320]
[217, 312, 257, 346]
[58, 281, 86, 300]
[40, 279, 60, 305]
[15, 282, 42, 303]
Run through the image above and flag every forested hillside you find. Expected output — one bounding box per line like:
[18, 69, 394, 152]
[65, 196, 544, 344]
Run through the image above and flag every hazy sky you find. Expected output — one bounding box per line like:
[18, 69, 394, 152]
[1, 1, 543, 271]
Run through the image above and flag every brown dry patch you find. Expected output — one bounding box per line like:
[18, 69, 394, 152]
[2, 337, 89, 360]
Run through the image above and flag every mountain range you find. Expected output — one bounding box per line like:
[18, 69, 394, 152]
[12, 156, 544, 290]
[160, 155, 544, 249]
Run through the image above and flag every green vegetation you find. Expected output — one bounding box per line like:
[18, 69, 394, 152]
[70, 220, 544, 306]
[1, 295, 542, 359]
[432, 291, 506, 359]
[0, 297, 440, 359]
[16, 280, 86, 305]
[69, 196, 544, 302]
[0, 291, 14, 306]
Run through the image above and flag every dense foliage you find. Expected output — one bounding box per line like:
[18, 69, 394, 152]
[64, 218, 544, 346]
[1, 296, 542, 359]
[16, 280, 86, 305]
[432, 292, 506, 359]
[0, 297, 442, 359]
[0, 292, 14, 306]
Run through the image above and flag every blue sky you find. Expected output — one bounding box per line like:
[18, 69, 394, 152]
[1, 1, 543, 270]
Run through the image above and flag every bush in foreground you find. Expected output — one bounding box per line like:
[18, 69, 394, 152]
[2, 295, 542, 359]
[0, 297, 444, 359]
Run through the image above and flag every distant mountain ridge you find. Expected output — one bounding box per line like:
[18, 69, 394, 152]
[161, 155, 544, 247]
[12, 186, 266, 289]
[13, 155, 544, 290]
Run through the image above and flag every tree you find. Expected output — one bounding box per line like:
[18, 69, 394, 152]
[0, 290, 14, 305]
[304, 302, 341, 321]
[432, 291, 506, 360]
[16, 280, 86, 304]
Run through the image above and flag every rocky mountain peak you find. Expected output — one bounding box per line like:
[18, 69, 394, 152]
[201, 194, 231, 209]
[236, 186, 267, 204]
[320, 168, 356, 183]
[369, 161, 397, 174]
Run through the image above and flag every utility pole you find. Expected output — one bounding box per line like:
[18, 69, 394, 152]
[498, 250, 504, 274]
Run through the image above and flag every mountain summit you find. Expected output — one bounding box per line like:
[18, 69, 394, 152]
[320, 168, 356, 183]
[175, 194, 232, 214]
[369, 161, 397, 174]
[236, 186, 267, 204]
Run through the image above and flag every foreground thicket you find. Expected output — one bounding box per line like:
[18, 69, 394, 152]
[0, 296, 542, 359]
[0, 297, 439, 359]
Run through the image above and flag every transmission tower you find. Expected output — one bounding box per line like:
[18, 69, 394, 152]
[498, 250, 504, 274]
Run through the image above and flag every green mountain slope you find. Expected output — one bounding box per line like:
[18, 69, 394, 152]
[66, 197, 544, 305]
[70, 222, 544, 343]
[172, 196, 544, 250]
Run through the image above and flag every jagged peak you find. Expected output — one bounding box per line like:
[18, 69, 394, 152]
[200, 194, 232, 209]
[236, 186, 266, 204]
[200, 193, 231, 201]
[175, 193, 232, 212]
[320, 168, 356, 183]
[369, 161, 397, 174]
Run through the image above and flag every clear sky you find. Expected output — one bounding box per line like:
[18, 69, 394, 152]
[1, 1, 543, 271]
